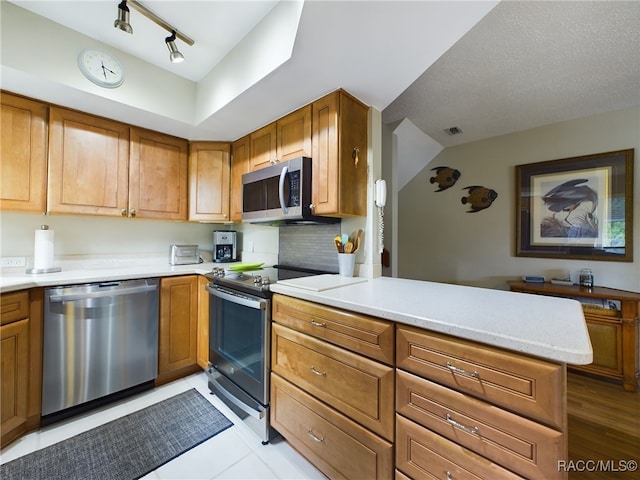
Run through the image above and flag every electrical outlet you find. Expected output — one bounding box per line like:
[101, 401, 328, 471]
[1, 256, 26, 267]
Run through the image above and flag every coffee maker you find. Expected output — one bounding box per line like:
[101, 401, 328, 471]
[213, 231, 237, 263]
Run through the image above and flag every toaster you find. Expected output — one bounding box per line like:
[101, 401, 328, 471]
[169, 245, 201, 265]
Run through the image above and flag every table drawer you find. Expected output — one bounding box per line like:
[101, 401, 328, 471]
[272, 323, 394, 440]
[397, 369, 565, 480]
[271, 373, 393, 480]
[1, 291, 29, 326]
[272, 294, 394, 364]
[397, 325, 566, 429]
[396, 414, 525, 480]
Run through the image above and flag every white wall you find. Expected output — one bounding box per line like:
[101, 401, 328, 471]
[396, 106, 640, 292]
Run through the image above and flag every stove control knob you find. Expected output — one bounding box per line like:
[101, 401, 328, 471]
[261, 277, 271, 286]
[253, 275, 262, 285]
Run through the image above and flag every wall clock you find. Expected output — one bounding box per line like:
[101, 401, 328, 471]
[78, 49, 124, 88]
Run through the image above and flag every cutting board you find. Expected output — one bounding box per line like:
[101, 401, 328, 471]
[277, 274, 367, 292]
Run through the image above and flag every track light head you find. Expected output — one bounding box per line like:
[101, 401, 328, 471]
[165, 31, 184, 63]
[114, 0, 133, 34]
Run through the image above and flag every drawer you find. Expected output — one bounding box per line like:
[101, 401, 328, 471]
[271, 373, 393, 480]
[272, 294, 394, 364]
[396, 414, 525, 480]
[1, 291, 29, 326]
[272, 323, 394, 440]
[397, 325, 566, 430]
[397, 369, 565, 480]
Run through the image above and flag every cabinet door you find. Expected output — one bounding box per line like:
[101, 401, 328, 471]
[312, 90, 368, 217]
[48, 107, 129, 216]
[158, 276, 199, 384]
[571, 316, 623, 376]
[196, 276, 210, 370]
[188, 142, 230, 222]
[230, 135, 250, 222]
[277, 105, 312, 161]
[0, 94, 48, 213]
[1, 318, 29, 448]
[249, 122, 276, 171]
[130, 128, 188, 220]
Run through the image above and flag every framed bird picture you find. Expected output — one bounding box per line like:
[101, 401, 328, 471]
[516, 149, 634, 262]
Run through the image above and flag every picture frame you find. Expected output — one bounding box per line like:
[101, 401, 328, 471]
[516, 149, 634, 262]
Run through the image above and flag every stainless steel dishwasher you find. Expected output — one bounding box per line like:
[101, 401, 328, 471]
[42, 278, 159, 423]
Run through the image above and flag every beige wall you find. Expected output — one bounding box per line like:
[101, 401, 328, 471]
[397, 106, 640, 292]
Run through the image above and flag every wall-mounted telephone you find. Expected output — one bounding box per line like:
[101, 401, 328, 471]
[375, 179, 387, 207]
[375, 179, 386, 254]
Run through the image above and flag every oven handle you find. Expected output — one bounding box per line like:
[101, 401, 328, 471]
[206, 284, 267, 310]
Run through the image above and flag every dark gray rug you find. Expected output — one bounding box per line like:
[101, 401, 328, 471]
[1, 388, 233, 480]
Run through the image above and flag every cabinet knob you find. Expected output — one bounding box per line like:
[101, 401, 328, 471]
[121, 209, 127, 217]
[130, 209, 137, 217]
[352, 147, 360, 166]
[309, 204, 315, 212]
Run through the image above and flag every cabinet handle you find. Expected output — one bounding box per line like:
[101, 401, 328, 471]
[446, 471, 453, 480]
[310, 320, 326, 327]
[445, 413, 479, 435]
[130, 209, 137, 217]
[121, 209, 127, 217]
[307, 428, 324, 443]
[352, 147, 360, 166]
[446, 361, 479, 379]
[309, 204, 315, 212]
[310, 366, 326, 376]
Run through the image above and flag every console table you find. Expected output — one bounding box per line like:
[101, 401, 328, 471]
[508, 281, 639, 392]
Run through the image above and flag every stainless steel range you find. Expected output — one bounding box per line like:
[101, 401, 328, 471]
[205, 265, 328, 444]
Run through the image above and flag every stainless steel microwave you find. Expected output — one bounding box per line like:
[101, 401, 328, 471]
[242, 156, 338, 225]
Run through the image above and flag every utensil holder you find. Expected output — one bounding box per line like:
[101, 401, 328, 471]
[338, 253, 356, 277]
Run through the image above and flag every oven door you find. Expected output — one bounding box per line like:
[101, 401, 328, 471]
[207, 284, 270, 405]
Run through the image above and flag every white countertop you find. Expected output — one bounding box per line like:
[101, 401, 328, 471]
[1, 261, 592, 365]
[271, 276, 593, 365]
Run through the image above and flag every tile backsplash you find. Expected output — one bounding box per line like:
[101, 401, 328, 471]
[278, 224, 341, 272]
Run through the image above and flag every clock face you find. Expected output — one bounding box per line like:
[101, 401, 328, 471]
[78, 49, 124, 88]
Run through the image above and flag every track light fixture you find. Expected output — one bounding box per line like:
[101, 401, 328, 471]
[165, 31, 184, 64]
[114, 0, 133, 34]
[113, 0, 194, 63]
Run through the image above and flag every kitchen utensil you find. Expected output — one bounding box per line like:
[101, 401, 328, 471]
[353, 229, 363, 253]
[228, 262, 264, 271]
[344, 241, 354, 253]
[334, 236, 343, 253]
[342, 233, 349, 244]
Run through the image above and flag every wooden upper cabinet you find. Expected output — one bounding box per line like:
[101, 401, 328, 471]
[0, 93, 48, 213]
[276, 105, 312, 161]
[129, 128, 188, 221]
[188, 142, 230, 222]
[249, 122, 276, 171]
[312, 90, 368, 217]
[48, 107, 130, 216]
[230, 135, 250, 222]
[249, 105, 312, 172]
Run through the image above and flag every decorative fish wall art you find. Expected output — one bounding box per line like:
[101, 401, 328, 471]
[429, 166, 461, 191]
[461, 186, 498, 212]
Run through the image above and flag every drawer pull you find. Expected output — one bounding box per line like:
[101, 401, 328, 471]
[310, 366, 326, 376]
[446, 361, 479, 379]
[446, 471, 453, 480]
[310, 319, 326, 327]
[446, 413, 479, 435]
[307, 428, 325, 443]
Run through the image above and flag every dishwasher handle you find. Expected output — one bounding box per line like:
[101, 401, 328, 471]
[49, 284, 157, 302]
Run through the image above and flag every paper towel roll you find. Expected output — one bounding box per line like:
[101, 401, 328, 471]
[33, 225, 55, 270]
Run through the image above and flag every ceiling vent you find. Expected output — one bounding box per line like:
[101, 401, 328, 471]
[445, 126, 463, 135]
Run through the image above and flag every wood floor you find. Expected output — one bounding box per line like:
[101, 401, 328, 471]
[567, 372, 640, 480]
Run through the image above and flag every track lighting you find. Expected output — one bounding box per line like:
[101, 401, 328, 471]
[114, 0, 133, 34]
[165, 31, 184, 64]
[113, 0, 194, 63]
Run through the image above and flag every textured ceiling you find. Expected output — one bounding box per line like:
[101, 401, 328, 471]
[382, 1, 640, 147]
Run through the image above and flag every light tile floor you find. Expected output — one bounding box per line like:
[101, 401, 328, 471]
[0, 372, 326, 480]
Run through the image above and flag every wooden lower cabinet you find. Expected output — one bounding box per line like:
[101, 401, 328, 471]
[196, 276, 210, 370]
[157, 275, 200, 385]
[396, 415, 525, 480]
[271, 374, 392, 480]
[1, 289, 43, 449]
